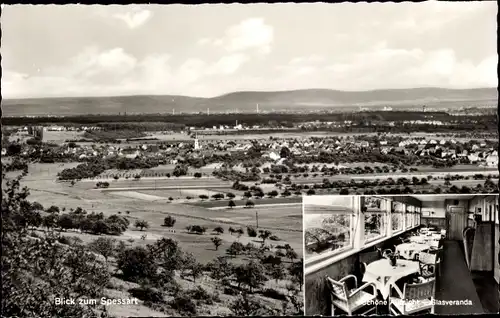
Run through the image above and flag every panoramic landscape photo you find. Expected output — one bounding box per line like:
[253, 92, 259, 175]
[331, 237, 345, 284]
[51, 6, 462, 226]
[1, 1, 498, 318]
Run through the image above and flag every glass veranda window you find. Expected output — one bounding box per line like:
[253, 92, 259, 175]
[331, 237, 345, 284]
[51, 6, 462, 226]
[363, 196, 387, 243]
[303, 196, 355, 263]
[391, 201, 404, 232]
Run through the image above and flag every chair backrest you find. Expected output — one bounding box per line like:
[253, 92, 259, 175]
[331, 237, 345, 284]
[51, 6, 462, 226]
[326, 276, 348, 301]
[404, 278, 435, 301]
[419, 252, 436, 265]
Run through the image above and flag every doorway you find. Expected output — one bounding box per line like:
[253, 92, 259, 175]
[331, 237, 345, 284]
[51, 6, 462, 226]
[447, 207, 466, 240]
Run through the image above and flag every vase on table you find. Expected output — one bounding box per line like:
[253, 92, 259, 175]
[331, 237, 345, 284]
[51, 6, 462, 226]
[389, 255, 397, 267]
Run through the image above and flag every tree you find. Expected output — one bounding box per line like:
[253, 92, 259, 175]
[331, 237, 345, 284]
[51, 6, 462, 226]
[211, 193, 224, 200]
[228, 200, 236, 209]
[135, 219, 149, 231]
[339, 188, 349, 195]
[199, 194, 209, 200]
[213, 226, 224, 234]
[269, 262, 286, 283]
[163, 215, 176, 227]
[134, 174, 141, 180]
[226, 192, 236, 199]
[2, 171, 112, 317]
[280, 146, 291, 158]
[207, 256, 234, 281]
[234, 261, 267, 292]
[230, 292, 268, 316]
[117, 246, 158, 281]
[211, 237, 222, 250]
[246, 200, 255, 208]
[193, 172, 202, 178]
[180, 252, 203, 282]
[227, 241, 245, 258]
[289, 258, 304, 290]
[306, 189, 316, 195]
[45, 205, 60, 213]
[285, 248, 298, 263]
[89, 237, 116, 262]
[57, 214, 74, 231]
[259, 229, 272, 246]
[247, 226, 257, 237]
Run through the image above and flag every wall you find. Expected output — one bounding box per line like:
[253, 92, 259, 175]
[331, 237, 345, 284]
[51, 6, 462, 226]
[421, 200, 446, 218]
[421, 217, 446, 229]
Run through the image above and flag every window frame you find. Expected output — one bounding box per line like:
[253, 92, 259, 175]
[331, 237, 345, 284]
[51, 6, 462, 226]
[303, 197, 356, 266]
[362, 196, 388, 244]
[391, 201, 404, 233]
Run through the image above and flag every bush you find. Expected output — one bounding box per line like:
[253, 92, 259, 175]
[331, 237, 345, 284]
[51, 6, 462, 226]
[169, 295, 197, 315]
[57, 236, 71, 245]
[269, 235, 280, 241]
[247, 226, 257, 237]
[262, 288, 287, 301]
[135, 219, 149, 231]
[129, 285, 164, 303]
[163, 216, 176, 227]
[223, 287, 239, 296]
[185, 286, 213, 303]
[186, 225, 206, 234]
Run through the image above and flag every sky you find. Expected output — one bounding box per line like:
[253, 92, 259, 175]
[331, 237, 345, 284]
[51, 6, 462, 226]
[1, 2, 498, 99]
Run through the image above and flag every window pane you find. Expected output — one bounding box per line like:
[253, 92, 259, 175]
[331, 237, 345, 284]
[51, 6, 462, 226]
[364, 213, 386, 242]
[303, 196, 353, 213]
[364, 196, 385, 212]
[392, 213, 403, 231]
[304, 214, 352, 259]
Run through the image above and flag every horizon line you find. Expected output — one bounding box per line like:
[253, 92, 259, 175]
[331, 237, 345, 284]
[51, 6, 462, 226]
[2, 86, 497, 101]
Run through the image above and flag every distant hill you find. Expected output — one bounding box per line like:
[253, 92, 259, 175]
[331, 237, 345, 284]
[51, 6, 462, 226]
[2, 87, 497, 116]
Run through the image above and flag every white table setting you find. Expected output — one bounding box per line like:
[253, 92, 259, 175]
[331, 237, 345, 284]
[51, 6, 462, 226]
[362, 258, 420, 299]
[395, 242, 431, 260]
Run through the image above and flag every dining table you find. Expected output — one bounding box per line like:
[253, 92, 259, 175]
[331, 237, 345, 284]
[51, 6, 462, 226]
[362, 258, 420, 300]
[409, 234, 441, 244]
[395, 242, 431, 260]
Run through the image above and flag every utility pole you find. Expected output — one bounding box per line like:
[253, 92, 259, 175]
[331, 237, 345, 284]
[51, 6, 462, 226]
[256, 211, 259, 228]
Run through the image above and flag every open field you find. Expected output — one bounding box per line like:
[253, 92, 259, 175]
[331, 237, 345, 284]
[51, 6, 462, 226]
[14, 164, 304, 258]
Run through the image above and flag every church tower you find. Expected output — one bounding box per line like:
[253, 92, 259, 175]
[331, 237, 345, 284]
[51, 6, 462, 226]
[194, 134, 201, 150]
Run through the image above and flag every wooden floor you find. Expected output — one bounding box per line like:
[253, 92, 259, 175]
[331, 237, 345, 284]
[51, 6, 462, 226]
[435, 240, 486, 314]
[471, 271, 500, 314]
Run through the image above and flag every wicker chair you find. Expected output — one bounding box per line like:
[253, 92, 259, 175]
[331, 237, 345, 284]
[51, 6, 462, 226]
[389, 278, 436, 315]
[418, 252, 441, 278]
[428, 240, 440, 249]
[326, 275, 378, 316]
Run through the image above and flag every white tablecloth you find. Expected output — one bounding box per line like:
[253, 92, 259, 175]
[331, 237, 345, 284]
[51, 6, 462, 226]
[362, 259, 420, 299]
[409, 234, 440, 244]
[396, 243, 430, 260]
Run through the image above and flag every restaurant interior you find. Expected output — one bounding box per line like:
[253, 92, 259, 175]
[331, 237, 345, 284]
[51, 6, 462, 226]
[303, 194, 499, 315]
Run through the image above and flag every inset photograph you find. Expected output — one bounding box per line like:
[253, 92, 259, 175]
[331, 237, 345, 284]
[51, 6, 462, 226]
[303, 194, 499, 316]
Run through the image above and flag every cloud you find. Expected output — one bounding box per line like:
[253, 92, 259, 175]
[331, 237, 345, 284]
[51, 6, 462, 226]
[2, 46, 253, 98]
[111, 8, 152, 29]
[204, 18, 274, 55]
[207, 54, 249, 75]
